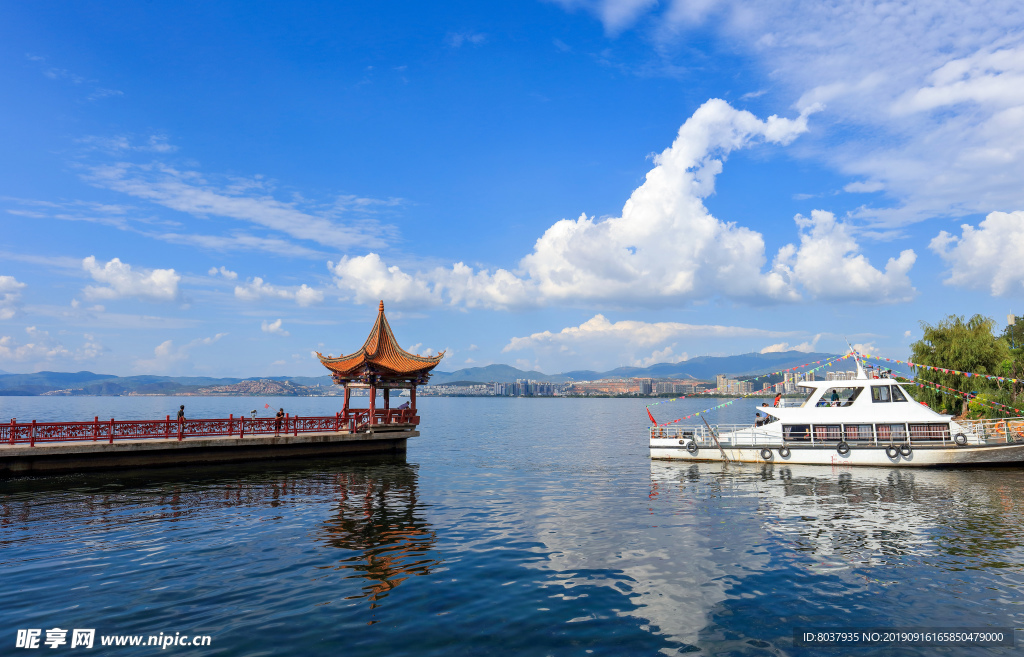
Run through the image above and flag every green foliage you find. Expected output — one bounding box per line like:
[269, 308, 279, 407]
[910, 314, 1009, 416]
[998, 315, 1024, 406]
[967, 393, 1002, 420]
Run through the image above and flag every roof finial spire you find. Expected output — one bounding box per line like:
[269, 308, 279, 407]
[378, 300, 384, 312]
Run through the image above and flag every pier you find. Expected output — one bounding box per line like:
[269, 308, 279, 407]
[1, 300, 443, 476]
[0, 411, 419, 475]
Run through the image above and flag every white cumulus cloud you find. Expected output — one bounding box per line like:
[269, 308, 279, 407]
[331, 99, 915, 310]
[760, 333, 821, 354]
[234, 277, 324, 306]
[504, 313, 806, 372]
[633, 345, 690, 368]
[261, 318, 290, 337]
[930, 210, 1024, 296]
[328, 254, 441, 307]
[208, 266, 238, 280]
[0, 275, 27, 320]
[773, 211, 916, 303]
[504, 314, 794, 352]
[82, 256, 180, 302]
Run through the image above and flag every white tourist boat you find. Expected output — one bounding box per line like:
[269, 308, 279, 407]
[649, 360, 1024, 467]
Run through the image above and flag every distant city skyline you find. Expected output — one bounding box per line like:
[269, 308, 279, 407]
[3, 2, 1023, 377]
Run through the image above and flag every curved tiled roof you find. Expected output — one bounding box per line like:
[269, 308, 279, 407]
[317, 301, 444, 379]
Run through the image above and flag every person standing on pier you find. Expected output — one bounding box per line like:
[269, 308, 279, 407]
[176, 405, 186, 440]
[275, 408, 284, 436]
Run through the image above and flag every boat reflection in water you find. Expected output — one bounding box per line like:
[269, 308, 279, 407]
[316, 463, 440, 611]
[651, 460, 1024, 573]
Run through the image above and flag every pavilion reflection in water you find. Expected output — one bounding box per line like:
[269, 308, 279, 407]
[0, 459, 440, 613]
[317, 463, 440, 610]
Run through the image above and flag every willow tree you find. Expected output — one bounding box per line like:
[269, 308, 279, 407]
[909, 315, 1008, 415]
[998, 315, 1024, 405]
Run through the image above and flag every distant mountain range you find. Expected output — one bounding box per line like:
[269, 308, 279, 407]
[0, 351, 840, 395]
[0, 372, 335, 396]
[429, 351, 839, 384]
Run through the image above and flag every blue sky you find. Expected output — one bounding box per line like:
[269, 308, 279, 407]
[2, 1, 1024, 377]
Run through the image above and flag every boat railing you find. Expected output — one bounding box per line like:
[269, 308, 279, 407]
[651, 417, 1024, 448]
[958, 418, 1024, 444]
[649, 424, 779, 448]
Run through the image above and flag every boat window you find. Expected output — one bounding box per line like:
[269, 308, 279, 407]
[875, 424, 908, 441]
[793, 387, 816, 408]
[871, 386, 891, 403]
[813, 425, 841, 440]
[783, 424, 810, 440]
[909, 423, 950, 441]
[891, 385, 908, 402]
[816, 387, 863, 407]
[844, 424, 874, 440]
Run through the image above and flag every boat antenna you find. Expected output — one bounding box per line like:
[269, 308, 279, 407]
[845, 338, 867, 379]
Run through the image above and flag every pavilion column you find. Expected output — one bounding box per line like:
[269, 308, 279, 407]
[343, 386, 351, 420]
[369, 384, 376, 425]
[411, 386, 417, 415]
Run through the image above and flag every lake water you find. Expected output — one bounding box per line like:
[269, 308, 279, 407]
[1, 396, 1022, 655]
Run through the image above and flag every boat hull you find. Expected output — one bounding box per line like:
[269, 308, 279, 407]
[649, 441, 1024, 467]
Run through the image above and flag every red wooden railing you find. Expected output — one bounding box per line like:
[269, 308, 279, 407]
[1, 409, 419, 446]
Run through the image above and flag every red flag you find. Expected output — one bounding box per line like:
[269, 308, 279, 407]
[264, 403, 270, 409]
[646, 408, 657, 425]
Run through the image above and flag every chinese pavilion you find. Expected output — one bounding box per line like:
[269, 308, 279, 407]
[317, 301, 444, 428]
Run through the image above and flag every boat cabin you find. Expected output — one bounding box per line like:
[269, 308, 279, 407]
[767, 368, 952, 443]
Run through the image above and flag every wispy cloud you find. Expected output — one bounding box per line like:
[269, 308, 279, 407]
[84, 162, 396, 250]
[76, 134, 177, 153]
[25, 53, 123, 99]
[135, 333, 227, 372]
[740, 89, 768, 100]
[446, 32, 488, 47]
[0, 326, 104, 363]
[548, 0, 1024, 232]
[150, 232, 327, 259]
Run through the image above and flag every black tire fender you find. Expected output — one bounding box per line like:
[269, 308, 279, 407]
[836, 441, 851, 456]
[885, 445, 900, 459]
[686, 440, 699, 455]
[778, 446, 791, 458]
[899, 443, 912, 457]
[953, 433, 968, 446]
[760, 447, 773, 461]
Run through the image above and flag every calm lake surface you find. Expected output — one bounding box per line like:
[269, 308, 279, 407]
[2, 396, 1022, 656]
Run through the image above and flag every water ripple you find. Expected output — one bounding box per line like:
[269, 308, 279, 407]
[2, 397, 1023, 655]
